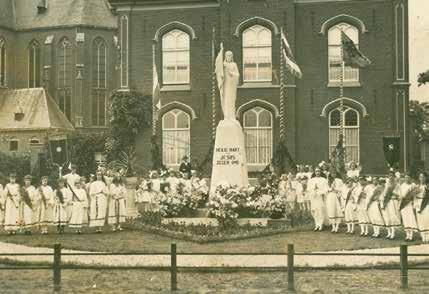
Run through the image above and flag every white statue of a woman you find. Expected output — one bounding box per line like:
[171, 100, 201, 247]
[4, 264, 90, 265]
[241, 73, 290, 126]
[215, 43, 240, 120]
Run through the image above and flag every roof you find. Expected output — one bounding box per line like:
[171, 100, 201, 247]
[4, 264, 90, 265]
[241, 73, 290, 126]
[13, 0, 117, 30]
[0, 88, 74, 132]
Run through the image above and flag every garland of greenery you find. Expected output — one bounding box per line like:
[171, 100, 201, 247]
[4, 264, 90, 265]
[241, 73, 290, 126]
[197, 139, 215, 176]
[271, 138, 297, 175]
[105, 90, 152, 173]
[150, 135, 163, 170]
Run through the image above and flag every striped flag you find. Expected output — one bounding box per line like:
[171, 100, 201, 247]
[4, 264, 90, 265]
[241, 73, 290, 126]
[281, 29, 302, 79]
[341, 31, 371, 68]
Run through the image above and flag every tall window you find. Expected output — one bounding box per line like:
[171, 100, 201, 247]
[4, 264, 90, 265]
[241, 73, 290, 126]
[162, 109, 191, 166]
[0, 38, 6, 87]
[243, 107, 273, 165]
[57, 38, 72, 120]
[162, 29, 190, 84]
[92, 38, 107, 126]
[28, 40, 41, 88]
[329, 107, 360, 163]
[328, 23, 359, 82]
[242, 25, 272, 82]
[120, 15, 129, 88]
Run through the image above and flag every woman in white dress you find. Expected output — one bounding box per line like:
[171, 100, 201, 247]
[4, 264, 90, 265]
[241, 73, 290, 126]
[342, 178, 357, 234]
[4, 174, 20, 234]
[37, 176, 54, 234]
[415, 172, 429, 242]
[355, 177, 370, 236]
[380, 171, 402, 239]
[69, 179, 88, 233]
[325, 170, 344, 233]
[108, 177, 127, 231]
[366, 177, 385, 238]
[308, 168, 329, 231]
[399, 174, 418, 241]
[89, 171, 108, 233]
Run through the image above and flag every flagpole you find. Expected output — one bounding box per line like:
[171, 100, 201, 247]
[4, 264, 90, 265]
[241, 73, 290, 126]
[280, 28, 286, 140]
[339, 32, 346, 162]
[211, 26, 217, 140]
[152, 43, 157, 136]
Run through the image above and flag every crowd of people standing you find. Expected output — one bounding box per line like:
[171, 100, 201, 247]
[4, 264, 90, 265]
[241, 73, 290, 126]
[277, 162, 429, 242]
[0, 164, 127, 235]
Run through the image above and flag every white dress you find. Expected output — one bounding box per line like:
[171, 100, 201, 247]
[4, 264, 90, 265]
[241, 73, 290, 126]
[89, 180, 108, 227]
[366, 185, 385, 227]
[0, 184, 4, 225]
[415, 184, 429, 236]
[380, 180, 401, 227]
[53, 189, 68, 226]
[38, 185, 54, 226]
[342, 185, 357, 224]
[69, 188, 88, 228]
[325, 178, 344, 223]
[356, 184, 371, 225]
[108, 184, 127, 225]
[308, 177, 329, 227]
[399, 183, 418, 231]
[4, 183, 20, 231]
[20, 185, 38, 228]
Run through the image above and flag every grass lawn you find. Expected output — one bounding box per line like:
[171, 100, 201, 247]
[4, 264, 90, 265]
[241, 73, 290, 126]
[0, 269, 428, 293]
[0, 225, 419, 253]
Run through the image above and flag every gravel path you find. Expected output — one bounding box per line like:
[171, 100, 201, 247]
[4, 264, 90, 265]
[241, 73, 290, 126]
[1, 241, 429, 268]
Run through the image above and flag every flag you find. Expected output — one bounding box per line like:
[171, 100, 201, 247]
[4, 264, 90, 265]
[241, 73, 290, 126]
[383, 136, 400, 168]
[341, 31, 371, 68]
[418, 70, 429, 87]
[281, 29, 302, 79]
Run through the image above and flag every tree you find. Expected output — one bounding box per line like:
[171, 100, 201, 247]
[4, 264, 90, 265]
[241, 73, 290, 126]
[271, 139, 297, 175]
[418, 70, 429, 87]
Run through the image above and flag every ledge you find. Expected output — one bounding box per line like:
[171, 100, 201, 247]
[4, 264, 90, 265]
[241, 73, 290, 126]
[247, 164, 269, 172]
[161, 84, 191, 92]
[327, 81, 362, 88]
[392, 81, 411, 87]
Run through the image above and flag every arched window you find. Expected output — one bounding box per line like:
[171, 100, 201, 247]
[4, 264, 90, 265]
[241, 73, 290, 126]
[29, 137, 40, 145]
[243, 106, 273, 165]
[162, 29, 190, 85]
[0, 38, 6, 87]
[329, 107, 360, 163]
[120, 15, 129, 88]
[28, 40, 41, 88]
[242, 25, 272, 82]
[162, 109, 191, 166]
[92, 38, 107, 126]
[57, 38, 72, 120]
[328, 23, 359, 82]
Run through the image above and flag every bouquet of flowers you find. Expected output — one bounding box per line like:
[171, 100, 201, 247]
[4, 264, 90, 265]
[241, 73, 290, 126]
[208, 183, 243, 227]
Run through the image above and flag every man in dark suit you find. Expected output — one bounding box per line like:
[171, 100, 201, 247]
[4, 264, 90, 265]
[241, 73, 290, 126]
[179, 155, 192, 178]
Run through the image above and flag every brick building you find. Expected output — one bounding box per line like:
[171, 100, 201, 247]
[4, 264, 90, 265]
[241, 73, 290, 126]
[0, 0, 117, 155]
[108, 0, 411, 174]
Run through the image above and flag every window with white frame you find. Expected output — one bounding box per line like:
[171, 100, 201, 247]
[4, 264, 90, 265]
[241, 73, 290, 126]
[162, 109, 191, 166]
[328, 23, 359, 82]
[329, 107, 360, 163]
[162, 29, 190, 84]
[28, 40, 41, 88]
[120, 15, 129, 88]
[92, 38, 107, 126]
[243, 107, 273, 165]
[0, 38, 6, 87]
[242, 25, 272, 82]
[57, 38, 72, 120]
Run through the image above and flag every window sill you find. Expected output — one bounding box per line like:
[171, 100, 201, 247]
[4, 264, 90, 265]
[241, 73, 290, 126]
[327, 81, 362, 88]
[238, 82, 279, 89]
[161, 85, 191, 92]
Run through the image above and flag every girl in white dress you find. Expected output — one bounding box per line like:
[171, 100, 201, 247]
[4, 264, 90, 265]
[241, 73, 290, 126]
[325, 170, 344, 233]
[53, 179, 69, 233]
[366, 177, 385, 238]
[354, 177, 370, 236]
[380, 172, 402, 239]
[89, 171, 108, 232]
[20, 175, 38, 234]
[108, 177, 127, 231]
[0, 183, 4, 226]
[69, 179, 88, 233]
[415, 172, 429, 243]
[278, 174, 288, 202]
[4, 173, 20, 234]
[399, 174, 418, 241]
[342, 178, 357, 234]
[295, 177, 305, 211]
[38, 176, 54, 234]
[308, 168, 329, 231]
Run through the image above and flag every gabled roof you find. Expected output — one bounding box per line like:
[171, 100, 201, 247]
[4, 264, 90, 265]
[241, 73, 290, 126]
[13, 0, 117, 30]
[0, 88, 74, 132]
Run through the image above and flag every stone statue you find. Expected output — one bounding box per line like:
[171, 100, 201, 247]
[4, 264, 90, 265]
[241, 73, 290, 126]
[215, 43, 240, 120]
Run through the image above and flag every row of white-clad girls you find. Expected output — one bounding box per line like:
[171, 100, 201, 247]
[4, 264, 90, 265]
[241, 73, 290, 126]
[304, 168, 429, 242]
[135, 169, 208, 214]
[0, 170, 127, 235]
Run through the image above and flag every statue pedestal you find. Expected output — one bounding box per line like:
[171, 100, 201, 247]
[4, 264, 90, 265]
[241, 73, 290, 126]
[210, 119, 249, 193]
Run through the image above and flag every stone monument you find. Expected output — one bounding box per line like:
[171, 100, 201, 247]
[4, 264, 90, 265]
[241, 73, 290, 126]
[210, 43, 249, 192]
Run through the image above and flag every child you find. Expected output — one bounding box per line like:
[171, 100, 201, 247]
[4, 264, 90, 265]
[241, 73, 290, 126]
[342, 178, 357, 234]
[295, 176, 305, 211]
[20, 175, 37, 234]
[38, 176, 54, 235]
[69, 179, 88, 234]
[53, 179, 69, 234]
[136, 176, 153, 214]
[108, 177, 127, 231]
[89, 171, 108, 233]
[4, 173, 20, 235]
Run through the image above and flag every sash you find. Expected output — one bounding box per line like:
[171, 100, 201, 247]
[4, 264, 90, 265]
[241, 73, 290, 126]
[38, 186, 48, 208]
[21, 187, 33, 209]
[56, 190, 65, 204]
[383, 184, 395, 208]
[399, 186, 416, 211]
[420, 185, 429, 213]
